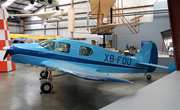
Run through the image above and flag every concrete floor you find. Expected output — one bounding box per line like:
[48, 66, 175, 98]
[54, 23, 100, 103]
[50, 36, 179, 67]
[0, 63, 167, 110]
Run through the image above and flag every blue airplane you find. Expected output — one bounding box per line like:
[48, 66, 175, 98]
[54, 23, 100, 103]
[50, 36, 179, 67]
[3, 38, 175, 93]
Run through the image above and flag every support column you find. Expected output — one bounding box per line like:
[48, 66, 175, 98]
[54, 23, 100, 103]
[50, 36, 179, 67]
[44, 6, 46, 35]
[57, 21, 58, 36]
[71, 0, 74, 38]
[110, 8, 113, 24]
[103, 35, 106, 48]
[167, 0, 180, 70]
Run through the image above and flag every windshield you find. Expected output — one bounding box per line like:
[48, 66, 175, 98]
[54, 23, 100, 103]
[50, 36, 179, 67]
[39, 38, 56, 51]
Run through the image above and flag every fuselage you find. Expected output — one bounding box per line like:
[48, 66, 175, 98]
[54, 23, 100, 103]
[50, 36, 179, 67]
[9, 38, 148, 73]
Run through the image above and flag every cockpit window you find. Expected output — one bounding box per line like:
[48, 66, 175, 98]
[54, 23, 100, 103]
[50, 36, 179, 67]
[56, 42, 71, 53]
[39, 39, 56, 51]
[79, 46, 93, 56]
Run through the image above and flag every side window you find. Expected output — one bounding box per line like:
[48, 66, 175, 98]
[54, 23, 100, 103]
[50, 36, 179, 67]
[56, 42, 71, 53]
[79, 46, 93, 56]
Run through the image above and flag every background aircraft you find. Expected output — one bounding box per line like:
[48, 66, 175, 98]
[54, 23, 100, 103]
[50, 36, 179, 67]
[89, 0, 144, 35]
[30, 0, 60, 10]
[1, 0, 64, 26]
[3, 38, 175, 93]
[10, 10, 67, 26]
[10, 34, 61, 43]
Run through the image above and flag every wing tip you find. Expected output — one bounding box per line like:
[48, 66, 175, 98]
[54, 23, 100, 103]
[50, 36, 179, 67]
[130, 82, 135, 85]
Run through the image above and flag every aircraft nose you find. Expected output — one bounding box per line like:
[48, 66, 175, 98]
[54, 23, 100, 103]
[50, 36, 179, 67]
[3, 46, 10, 51]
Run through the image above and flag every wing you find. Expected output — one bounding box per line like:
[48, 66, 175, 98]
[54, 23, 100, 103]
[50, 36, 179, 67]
[10, 11, 68, 20]
[90, 23, 125, 34]
[41, 60, 134, 84]
[10, 11, 57, 17]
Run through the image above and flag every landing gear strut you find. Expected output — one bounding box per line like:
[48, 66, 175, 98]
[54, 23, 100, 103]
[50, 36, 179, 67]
[40, 70, 49, 79]
[144, 73, 152, 80]
[39, 68, 67, 94]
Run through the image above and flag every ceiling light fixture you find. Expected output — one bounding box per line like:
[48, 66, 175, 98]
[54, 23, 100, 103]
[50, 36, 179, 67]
[3, 0, 15, 6]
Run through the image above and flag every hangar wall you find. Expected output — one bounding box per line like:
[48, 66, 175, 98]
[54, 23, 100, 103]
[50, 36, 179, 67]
[109, 13, 170, 51]
[9, 25, 24, 34]
[106, 1, 169, 51]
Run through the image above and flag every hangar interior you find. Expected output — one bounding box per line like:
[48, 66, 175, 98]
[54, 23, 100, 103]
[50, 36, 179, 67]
[0, 0, 179, 110]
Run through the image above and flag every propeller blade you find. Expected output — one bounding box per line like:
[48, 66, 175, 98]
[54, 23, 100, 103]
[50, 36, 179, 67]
[3, 49, 9, 61]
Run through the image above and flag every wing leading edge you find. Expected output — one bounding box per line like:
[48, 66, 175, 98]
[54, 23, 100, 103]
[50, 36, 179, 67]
[41, 60, 134, 84]
[10, 11, 57, 17]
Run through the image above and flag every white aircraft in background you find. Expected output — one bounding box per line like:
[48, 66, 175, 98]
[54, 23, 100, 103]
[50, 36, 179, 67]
[10, 9, 67, 26]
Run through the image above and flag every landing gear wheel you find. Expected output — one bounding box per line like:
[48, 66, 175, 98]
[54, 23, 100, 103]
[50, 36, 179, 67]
[48, 0, 52, 4]
[40, 70, 48, 79]
[40, 82, 52, 93]
[56, 6, 59, 10]
[147, 75, 152, 80]
[30, 0, 34, 4]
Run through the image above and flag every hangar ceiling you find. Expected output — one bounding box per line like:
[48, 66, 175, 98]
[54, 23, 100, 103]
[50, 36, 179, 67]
[1, 0, 45, 20]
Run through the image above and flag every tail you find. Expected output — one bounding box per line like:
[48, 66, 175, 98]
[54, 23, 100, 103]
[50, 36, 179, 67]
[134, 41, 176, 73]
[134, 41, 158, 72]
[1, 4, 9, 19]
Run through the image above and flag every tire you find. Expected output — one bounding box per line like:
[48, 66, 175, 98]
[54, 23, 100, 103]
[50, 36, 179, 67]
[147, 75, 152, 80]
[48, 0, 52, 4]
[40, 82, 52, 93]
[30, 0, 34, 4]
[56, 6, 59, 10]
[40, 70, 48, 79]
[40, 0, 43, 1]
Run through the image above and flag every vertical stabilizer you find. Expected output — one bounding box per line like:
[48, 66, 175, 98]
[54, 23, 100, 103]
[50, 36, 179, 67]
[134, 41, 158, 72]
[134, 42, 153, 63]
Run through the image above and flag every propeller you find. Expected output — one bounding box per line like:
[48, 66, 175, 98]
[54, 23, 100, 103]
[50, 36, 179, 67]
[3, 49, 9, 61]
[3, 46, 10, 61]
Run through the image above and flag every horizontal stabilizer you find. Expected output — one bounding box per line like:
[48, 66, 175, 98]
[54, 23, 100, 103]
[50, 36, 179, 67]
[168, 62, 176, 74]
[138, 62, 168, 69]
